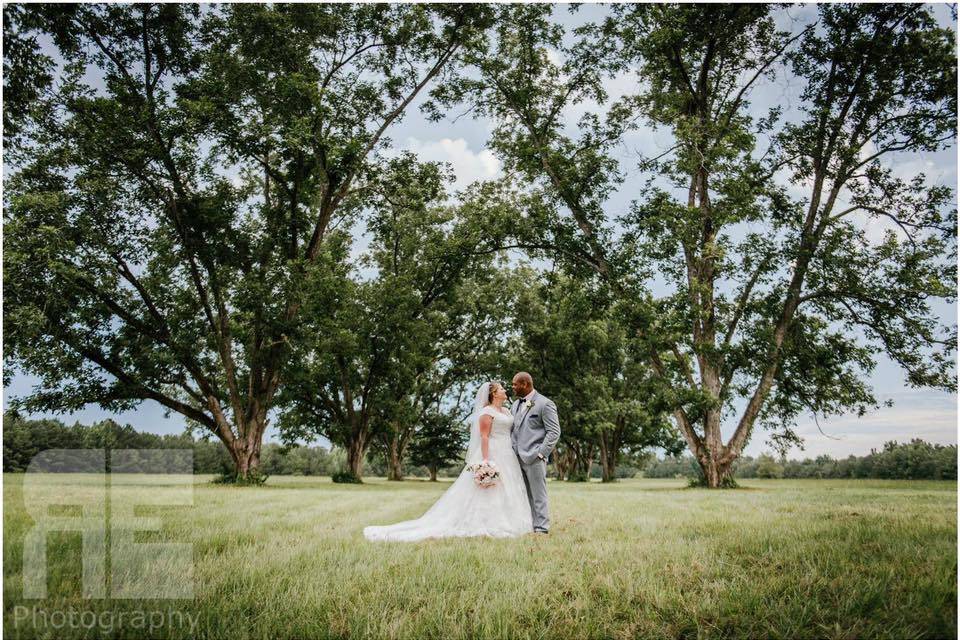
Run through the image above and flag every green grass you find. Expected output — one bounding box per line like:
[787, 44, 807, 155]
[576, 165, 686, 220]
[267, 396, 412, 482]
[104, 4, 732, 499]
[3, 474, 956, 639]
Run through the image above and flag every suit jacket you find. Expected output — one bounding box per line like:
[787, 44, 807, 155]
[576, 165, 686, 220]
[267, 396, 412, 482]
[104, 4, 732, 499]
[510, 391, 561, 465]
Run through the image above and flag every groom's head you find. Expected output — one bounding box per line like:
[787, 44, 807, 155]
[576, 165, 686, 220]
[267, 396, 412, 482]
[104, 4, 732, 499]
[511, 372, 533, 399]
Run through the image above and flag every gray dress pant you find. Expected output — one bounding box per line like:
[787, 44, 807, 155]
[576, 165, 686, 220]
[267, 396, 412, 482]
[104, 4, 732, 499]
[518, 456, 549, 532]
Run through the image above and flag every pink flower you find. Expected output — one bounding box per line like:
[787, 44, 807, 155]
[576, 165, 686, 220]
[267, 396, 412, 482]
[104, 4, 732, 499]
[467, 460, 501, 488]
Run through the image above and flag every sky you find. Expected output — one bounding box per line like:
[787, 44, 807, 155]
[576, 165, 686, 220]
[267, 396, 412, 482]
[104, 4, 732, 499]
[4, 3, 958, 460]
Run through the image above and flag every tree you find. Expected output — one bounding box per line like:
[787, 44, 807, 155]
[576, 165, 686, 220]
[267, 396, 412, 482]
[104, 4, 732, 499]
[710, 4, 955, 484]
[438, 4, 957, 487]
[275, 157, 512, 481]
[509, 270, 683, 482]
[407, 409, 470, 482]
[3, 4, 493, 481]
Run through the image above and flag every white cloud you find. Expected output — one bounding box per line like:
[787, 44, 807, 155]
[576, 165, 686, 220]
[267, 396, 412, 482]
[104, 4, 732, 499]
[745, 390, 958, 458]
[400, 136, 502, 194]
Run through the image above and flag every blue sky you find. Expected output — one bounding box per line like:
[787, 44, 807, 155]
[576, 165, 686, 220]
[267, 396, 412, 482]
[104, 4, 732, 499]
[4, 4, 957, 459]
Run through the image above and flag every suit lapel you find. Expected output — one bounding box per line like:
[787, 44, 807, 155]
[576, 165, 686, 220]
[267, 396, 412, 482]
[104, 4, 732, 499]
[518, 392, 537, 427]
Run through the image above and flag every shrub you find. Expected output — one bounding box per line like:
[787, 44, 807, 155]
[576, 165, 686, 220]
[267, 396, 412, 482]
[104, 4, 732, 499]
[332, 470, 362, 484]
[212, 468, 269, 486]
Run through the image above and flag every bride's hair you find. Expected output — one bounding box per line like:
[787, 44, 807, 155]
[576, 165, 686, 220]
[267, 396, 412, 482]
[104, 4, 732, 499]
[486, 381, 502, 405]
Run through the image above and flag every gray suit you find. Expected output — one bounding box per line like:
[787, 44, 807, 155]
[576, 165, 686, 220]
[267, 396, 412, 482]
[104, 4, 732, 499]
[510, 391, 561, 532]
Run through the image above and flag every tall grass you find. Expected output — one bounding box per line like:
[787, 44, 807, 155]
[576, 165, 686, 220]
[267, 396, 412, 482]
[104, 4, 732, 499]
[3, 474, 955, 639]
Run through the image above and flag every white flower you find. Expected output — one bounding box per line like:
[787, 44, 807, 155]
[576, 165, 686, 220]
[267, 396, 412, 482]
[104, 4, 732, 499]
[524, 399, 534, 409]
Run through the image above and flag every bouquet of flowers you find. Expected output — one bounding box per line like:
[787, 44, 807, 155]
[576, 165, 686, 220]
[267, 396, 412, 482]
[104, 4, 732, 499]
[466, 460, 500, 488]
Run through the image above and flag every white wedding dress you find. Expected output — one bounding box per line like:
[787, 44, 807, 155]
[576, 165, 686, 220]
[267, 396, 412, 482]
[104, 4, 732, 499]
[363, 404, 533, 541]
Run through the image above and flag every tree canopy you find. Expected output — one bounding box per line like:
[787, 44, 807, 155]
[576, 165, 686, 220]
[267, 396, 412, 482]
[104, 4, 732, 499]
[4, 3, 955, 487]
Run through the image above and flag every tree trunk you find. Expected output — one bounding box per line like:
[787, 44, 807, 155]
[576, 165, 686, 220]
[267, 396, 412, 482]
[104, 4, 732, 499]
[554, 446, 574, 480]
[696, 452, 735, 488]
[575, 443, 594, 479]
[225, 420, 266, 482]
[598, 420, 623, 483]
[598, 435, 615, 482]
[428, 465, 438, 482]
[347, 436, 366, 481]
[386, 436, 403, 481]
[579, 457, 591, 478]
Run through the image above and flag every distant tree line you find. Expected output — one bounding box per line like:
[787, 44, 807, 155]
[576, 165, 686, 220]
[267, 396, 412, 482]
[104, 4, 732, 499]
[1, 411, 635, 480]
[8, 412, 953, 482]
[644, 440, 958, 481]
[0, 411, 669, 482]
[1, 412, 465, 479]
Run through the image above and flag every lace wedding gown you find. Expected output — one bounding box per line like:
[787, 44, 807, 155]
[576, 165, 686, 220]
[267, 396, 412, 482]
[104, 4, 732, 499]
[363, 405, 533, 541]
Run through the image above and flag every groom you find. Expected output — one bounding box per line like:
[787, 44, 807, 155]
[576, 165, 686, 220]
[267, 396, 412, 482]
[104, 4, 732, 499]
[510, 372, 561, 534]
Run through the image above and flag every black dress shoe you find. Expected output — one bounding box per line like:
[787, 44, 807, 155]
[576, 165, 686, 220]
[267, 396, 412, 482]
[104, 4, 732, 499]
[534, 529, 549, 534]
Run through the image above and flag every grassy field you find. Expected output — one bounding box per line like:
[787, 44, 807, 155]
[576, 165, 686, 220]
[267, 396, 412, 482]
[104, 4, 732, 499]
[3, 473, 956, 639]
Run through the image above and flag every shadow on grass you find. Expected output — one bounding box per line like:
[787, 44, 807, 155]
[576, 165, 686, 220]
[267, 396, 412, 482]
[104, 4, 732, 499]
[683, 484, 765, 491]
[201, 477, 689, 492]
[197, 476, 777, 493]
[208, 477, 460, 491]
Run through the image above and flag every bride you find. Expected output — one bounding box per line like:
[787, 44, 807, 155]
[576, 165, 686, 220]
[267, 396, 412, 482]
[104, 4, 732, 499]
[363, 381, 533, 541]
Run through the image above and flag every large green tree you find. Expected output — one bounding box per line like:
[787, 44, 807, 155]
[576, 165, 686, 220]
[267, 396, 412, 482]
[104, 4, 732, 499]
[275, 157, 513, 481]
[440, 4, 956, 487]
[407, 409, 471, 482]
[3, 3, 493, 481]
[509, 270, 683, 482]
